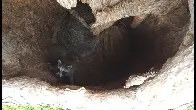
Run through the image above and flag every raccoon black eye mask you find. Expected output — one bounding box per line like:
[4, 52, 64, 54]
[56, 60, 72, 78]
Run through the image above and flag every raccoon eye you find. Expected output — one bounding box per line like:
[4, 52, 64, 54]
[67, 65, 72, 70]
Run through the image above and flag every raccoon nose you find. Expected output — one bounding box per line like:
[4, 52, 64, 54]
[61, 67, 69, 72]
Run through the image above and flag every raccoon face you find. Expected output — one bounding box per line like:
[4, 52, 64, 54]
[56, 60, 72, 78]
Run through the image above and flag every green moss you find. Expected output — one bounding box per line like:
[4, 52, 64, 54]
[2, 105, 64, 110]
[187, 105, 194, 110]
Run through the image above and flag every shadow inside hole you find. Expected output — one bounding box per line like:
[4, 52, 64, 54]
[48, 3, 189, 88]
[51, 16, 163, 87]
[127, 26, 158, 73]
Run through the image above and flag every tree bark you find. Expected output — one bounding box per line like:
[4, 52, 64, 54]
[2, 0, 194, 109]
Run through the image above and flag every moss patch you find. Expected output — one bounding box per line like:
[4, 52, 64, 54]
[187, 105, 194, 110]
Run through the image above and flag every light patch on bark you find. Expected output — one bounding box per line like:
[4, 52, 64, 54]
[56, 0, 77, 9]
[131, 15, 148, 28]
[124, 71, 157, 88]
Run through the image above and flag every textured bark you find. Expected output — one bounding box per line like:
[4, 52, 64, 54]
[79, 0, 185, 35]
[2, 0, 69, 83]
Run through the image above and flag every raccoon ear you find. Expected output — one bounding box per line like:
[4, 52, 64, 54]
[57, 60, 62, 66]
